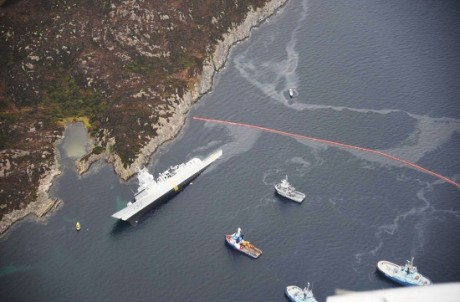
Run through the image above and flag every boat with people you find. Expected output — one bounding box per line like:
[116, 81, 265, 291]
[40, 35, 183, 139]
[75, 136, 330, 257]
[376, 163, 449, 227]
[285, 282, 318, 302]
[377, 257, 432, 286]
[112, 149, 223, 222]
[275, 176, 305, 203]
[225, 227, 262, 259]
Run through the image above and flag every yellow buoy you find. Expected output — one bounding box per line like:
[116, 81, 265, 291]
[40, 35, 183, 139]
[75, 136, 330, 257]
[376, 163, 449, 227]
[76, 222, 81, 231]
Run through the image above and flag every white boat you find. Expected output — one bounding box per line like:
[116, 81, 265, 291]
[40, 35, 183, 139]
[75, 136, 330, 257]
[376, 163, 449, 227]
[112, 149, 223, 222]
[286, 282, 318, 302]
[225, 227, 262, 259]
[377, 257, 432, 286]
[289, 88, 294, 98]
[275, 176, 305, 203]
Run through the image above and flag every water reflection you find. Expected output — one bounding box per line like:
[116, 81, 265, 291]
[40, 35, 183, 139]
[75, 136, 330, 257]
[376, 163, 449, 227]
[60, 122, 93, 160]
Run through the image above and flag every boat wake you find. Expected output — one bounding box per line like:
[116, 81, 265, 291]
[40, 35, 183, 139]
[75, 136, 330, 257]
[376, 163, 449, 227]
[232, 0, 460, 173]
[192, 116, 460, 273]
[192, 117, 460, 189]
[234, 0, 308, 103]
[208, 126, 261, 167]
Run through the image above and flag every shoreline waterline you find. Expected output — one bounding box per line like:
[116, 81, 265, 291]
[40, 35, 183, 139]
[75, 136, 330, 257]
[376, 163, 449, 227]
[0, 122, 92, 237]
[77, 0, 288, 181]
[0, 0, 288, 237]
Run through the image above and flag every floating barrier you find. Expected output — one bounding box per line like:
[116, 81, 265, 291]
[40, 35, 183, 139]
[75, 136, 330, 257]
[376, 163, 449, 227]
[192, 116, 460, 189]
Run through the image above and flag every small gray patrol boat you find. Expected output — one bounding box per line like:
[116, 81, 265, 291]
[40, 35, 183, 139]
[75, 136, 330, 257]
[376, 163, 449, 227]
[275, 176, 305, 203]
[285, 282, 318, 302]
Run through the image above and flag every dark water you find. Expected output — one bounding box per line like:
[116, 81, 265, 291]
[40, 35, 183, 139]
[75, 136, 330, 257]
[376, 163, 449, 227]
[1, 1, 460, 301]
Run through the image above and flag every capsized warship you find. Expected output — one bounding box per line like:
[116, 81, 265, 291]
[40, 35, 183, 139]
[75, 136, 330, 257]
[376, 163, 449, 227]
[377, 257, 432, 286]
[112, 149, 223, 222]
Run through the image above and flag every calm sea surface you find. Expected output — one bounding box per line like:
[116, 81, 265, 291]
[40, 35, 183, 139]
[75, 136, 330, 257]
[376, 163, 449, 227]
[1, 1, 460, 301]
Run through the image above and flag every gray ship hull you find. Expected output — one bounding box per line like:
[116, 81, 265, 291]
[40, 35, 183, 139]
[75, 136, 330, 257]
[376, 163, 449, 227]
[112, 149, 223, 222]
[275, 186, 305, 203]
[124, 169, 204, 223]
[274, 176, 305, 203]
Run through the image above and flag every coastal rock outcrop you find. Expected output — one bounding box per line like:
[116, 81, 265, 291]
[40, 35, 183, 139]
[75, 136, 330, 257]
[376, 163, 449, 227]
[0, 0, 288, 236]
[79, 0, 288, 180]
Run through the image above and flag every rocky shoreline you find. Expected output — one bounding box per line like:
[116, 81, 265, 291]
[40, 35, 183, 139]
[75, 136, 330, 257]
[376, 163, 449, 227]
[78, 0, 288, 180]
[0, 137, 63, 236]
[0, 0, 288, 236]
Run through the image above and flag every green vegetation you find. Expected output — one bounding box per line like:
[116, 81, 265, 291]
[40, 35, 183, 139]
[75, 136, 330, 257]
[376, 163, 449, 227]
[0, 0, 283, 231]
[41, 74, 108, 134]
[80, 145, 106, 162]
[113, 143, 136, 168]
[0, 130, 9, 150]
[125, 57, 173, 77]
[93, 145, 105, 154]
[57, 116, 91, 128]
[125, 59, 156, 75]
[0, 112, 30, 150]
[178, 54, 197, 69]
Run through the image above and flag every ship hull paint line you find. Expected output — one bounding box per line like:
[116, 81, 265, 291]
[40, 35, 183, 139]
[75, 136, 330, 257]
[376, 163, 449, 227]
[192, 116, 460, 189]
[122, 166, 208, 222]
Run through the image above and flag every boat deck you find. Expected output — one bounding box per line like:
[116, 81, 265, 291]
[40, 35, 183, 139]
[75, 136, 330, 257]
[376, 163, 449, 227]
[225, 235, 262, 258]
[239, 241, 262, 258]
[275, 187, 305, 203]
[377, 260, 431, 286]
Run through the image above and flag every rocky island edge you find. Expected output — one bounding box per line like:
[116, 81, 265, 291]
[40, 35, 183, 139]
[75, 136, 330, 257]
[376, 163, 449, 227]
[77, 0, 288, 179]
[0, 0, 288, 236]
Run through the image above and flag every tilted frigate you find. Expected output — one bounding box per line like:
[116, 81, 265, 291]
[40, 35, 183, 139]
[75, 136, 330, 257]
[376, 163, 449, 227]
[112, 149, 223, 222]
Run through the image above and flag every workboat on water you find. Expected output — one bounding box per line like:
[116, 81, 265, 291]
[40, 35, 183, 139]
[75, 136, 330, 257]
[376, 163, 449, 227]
[285, 282, 318, 302]
[112, 149, 223, 222]
[275, 176, 305, 203]
[225, 228, 262, 259]
[377, 257, 432, 286]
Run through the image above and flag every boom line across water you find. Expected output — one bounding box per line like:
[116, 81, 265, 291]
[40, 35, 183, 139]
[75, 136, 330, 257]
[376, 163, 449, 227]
[192, 116, 460, 189]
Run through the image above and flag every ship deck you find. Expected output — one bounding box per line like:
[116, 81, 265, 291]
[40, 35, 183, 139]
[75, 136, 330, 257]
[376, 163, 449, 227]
[225, 235, 262, 259]
[275, 188, 305, 203]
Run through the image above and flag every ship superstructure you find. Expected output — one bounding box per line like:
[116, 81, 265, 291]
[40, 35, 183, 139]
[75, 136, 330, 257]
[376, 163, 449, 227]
[225, 227, 262, 258]
[112, 149, 223, 222]
[275, 176, 305, 203]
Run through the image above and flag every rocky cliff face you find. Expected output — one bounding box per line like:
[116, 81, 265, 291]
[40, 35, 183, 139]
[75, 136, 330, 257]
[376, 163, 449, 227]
[84, 0, 289, 180]
[0, 0, 287, 235]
